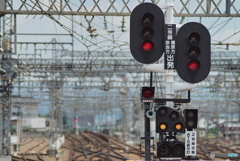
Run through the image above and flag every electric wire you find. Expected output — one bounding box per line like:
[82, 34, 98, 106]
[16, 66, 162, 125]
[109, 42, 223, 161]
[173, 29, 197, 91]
[34, 0, 128, 51]
[21, 0, 129, 66]
[24, 0, 126, 80]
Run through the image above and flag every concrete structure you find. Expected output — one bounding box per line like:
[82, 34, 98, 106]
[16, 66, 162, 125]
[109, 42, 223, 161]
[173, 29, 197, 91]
[22, 118, 46, 129]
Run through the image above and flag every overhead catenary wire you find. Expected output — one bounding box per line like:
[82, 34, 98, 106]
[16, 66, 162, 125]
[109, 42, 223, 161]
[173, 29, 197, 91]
[29, 0, 128, 51]
[23, 0, 130, 73]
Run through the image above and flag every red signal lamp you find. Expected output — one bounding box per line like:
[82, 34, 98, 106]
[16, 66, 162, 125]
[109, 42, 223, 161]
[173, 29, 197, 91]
[74, 118, 78, 121]
[142, 89, 153, 98]
[141, 87, 155, 102]
[188, 61, 199, 71]
[142, 41, 153, 51]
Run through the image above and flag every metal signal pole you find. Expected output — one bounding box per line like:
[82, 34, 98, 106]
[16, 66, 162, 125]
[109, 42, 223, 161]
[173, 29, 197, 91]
[144, 102, 151, 160]
[165, 0, 174, 108]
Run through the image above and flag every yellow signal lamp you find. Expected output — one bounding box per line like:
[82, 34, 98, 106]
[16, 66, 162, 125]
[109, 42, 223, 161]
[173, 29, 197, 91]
[159, 123, 167, 130]
[175, 123, 183, 131]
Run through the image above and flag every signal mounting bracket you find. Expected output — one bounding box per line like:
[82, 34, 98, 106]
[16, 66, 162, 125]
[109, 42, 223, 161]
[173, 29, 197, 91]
[154, 90, 191, 103]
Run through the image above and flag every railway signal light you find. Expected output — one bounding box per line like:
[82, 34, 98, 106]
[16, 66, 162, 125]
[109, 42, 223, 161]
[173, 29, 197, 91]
[130, 3, 164, 64]
[141, 87, 155, 102]
[157, 141, 185, 158]
[184, 109, 198, 131]
[176, 22, 211, 83]
[73, 117, 78, 122]
[157, 142, 171, 157]
[156, 106, 185, 133]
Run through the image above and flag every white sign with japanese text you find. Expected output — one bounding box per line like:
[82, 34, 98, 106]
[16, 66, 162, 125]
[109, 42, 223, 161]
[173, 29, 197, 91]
[185, 131, 197, 156]
[164, 24, 176, 69]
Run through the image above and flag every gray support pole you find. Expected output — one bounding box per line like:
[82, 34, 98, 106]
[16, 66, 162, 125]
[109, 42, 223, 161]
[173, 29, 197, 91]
[226, 0, 231, 16]
[144, 102, 151, 160]
[14, 14, 16, 54]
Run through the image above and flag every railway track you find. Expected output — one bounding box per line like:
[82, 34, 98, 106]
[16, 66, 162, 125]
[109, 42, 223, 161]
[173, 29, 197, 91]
[98, 132, 144, 156]
[63, 131, 144, 161]
[82, 132, 128, 161]
[197, 138, 240, 160]
[12, 133, 240, 160]
[63, 133, 240, 160]
[19, 138, 33, 146]
[12, 137, 49, 161]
